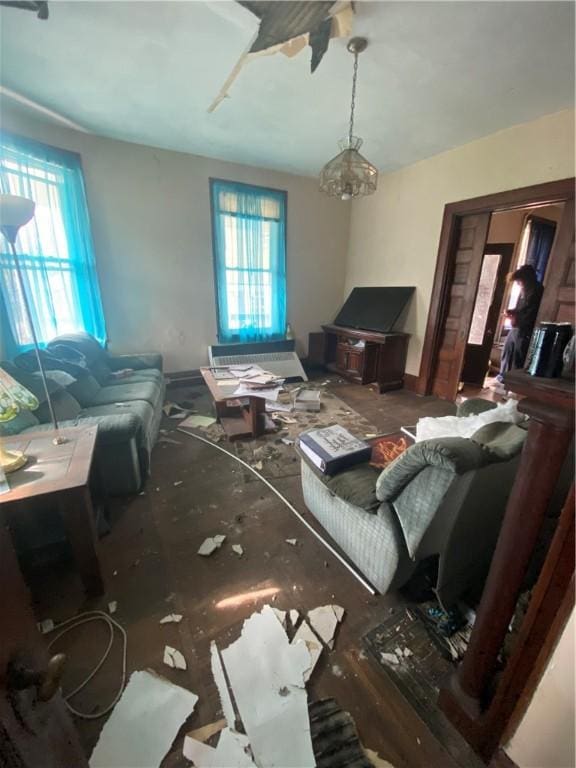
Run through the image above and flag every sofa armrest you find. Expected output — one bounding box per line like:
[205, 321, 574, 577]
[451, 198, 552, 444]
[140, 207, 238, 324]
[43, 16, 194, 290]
[107, 352, 163, 372]
[376, 437, 486, 502]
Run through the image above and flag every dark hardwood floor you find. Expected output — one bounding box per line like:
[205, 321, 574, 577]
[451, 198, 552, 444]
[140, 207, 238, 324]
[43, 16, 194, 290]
[22, 378, 486, 768]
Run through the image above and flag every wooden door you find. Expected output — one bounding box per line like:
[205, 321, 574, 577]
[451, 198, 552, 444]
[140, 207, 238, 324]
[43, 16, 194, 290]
[536, 199, 575, 325]
[431, 213, 491, 399]
[461, 243, 514, 386]
[0, 511, 87, 767]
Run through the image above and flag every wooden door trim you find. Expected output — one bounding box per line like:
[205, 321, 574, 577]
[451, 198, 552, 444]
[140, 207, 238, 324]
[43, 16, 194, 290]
[418, 177, 575, 396]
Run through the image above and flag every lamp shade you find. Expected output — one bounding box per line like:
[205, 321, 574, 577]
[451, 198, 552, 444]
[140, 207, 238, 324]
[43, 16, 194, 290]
[0, 194, 36, 245]
[0, 367, 39, 422]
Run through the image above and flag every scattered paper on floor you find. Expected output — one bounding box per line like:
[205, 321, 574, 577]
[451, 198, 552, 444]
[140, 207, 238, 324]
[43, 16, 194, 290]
[221, 605, 315, 768]
[164, 645, 187, 670]
[89, 670, 197, 768]
[232, 544, 244, 557]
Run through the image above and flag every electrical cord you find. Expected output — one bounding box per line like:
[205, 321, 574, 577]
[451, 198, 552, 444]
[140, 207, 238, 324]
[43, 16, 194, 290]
[46, 610, 127, 720]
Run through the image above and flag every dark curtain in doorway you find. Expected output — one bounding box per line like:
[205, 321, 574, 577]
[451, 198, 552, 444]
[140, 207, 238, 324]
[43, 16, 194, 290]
[525, 216, 557, 283]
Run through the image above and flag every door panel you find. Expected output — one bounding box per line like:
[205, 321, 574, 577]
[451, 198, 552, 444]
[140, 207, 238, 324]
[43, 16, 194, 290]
[431, 213, 491, 400]
[461, 244, 514, 386]
[537, 199, 575, 325]
[0, 511, 87, 767]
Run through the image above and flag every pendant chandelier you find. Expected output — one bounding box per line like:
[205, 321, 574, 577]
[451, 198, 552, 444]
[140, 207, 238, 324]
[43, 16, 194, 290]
[319, 37, 378, 201]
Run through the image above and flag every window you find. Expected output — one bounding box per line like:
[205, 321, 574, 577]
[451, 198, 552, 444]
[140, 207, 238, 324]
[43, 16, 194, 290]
[210, 179, 287, 343]
[0, 132, 106, 352]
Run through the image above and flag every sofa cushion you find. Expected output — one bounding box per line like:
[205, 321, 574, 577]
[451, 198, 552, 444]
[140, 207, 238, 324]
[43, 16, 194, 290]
[325, 463, 382, 512]
[1, 362, 62, 404]
[90, 381, 162, 409]
[35, 389, 82, 423]
[111, 369, 164, 385]
[0, 409, 39, 436]
[66, 373, 102, 406]
[48, 333, 112, 384]
[80, 400, 154, 445]
[471, 421, 527, 460]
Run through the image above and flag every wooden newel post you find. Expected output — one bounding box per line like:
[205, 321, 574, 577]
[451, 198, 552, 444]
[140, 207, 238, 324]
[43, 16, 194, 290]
[442, 372, 574, 720]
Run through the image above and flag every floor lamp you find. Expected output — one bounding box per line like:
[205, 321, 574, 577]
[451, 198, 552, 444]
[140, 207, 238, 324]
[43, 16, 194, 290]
[0, 194, 65, 445]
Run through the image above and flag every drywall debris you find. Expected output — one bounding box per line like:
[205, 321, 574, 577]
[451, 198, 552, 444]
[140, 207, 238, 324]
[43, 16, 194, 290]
[210, 641, 237, 730]
[271, 608, 287, 629]
[158, 436, 182, 445]
[232, 544, 244, 557]
[198, 535, 226, 556]
[307, 604, 345, 649]
[380, 652, 399, 665]
[187, 719, 226, 743]
[221, 605, 315, 767]
[159, 614, 183, 624]
[289, 609, 300, 628]
[292, 620, 322, 682]
[37, 618, 54, 634]
[90, 670, 197, 768]
[403, 647, 413, 658]
[285, 538, 298, 546]
[108, 601, 117, 615]
[252, 460, 263, 471]
[183, 727, 256, 767]
[180, 413, 216, 429]
[331, 664, 344, 678]
[281, 437, 295, 445]
[163, 646, 187, 670]
[363, 746, 396, 768]
[173, 480, 184, 487]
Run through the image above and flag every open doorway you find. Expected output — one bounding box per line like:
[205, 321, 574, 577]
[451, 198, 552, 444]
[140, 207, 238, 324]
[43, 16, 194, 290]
[459, 203, 564, 397]
[419, 177, 575, 402]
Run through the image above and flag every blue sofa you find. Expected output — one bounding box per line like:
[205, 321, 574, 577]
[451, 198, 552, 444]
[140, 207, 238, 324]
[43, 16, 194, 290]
[1, 333, 165, 495]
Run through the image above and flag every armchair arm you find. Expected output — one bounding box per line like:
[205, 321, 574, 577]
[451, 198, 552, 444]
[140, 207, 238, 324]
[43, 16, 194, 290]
[107, 352, 163, 372]
[376, 437, 485, 502]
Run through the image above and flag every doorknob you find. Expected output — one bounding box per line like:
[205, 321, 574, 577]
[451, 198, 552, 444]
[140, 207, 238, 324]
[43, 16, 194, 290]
[7, 653, 67, 701]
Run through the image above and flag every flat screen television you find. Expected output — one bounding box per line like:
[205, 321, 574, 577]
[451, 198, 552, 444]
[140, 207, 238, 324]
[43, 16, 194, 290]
[334, 287, 415, 333]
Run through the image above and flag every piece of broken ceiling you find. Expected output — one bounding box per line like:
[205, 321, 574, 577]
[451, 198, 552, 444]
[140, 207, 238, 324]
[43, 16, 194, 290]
[208, 0, 354, 111]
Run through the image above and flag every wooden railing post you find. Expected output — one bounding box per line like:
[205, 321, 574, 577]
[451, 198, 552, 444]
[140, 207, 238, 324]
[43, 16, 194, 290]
[440, 372, 574, 740]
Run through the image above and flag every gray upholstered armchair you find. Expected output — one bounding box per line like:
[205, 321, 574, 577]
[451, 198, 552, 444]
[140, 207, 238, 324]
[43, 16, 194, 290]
[299, 400, 526, 606]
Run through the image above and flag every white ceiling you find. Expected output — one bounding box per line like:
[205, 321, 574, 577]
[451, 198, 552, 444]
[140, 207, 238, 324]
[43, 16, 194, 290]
[1, 1, 574, 176]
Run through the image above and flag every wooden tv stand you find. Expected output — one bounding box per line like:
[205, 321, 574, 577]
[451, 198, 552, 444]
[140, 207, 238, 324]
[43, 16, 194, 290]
[321, 324, 410, 392]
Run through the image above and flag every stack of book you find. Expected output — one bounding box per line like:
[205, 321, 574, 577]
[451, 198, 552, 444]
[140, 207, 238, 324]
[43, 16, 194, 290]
[298, 425, 371, 474]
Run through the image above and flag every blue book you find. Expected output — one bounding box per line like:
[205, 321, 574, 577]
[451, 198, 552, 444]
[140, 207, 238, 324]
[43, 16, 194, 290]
[298, 425, 371, 475]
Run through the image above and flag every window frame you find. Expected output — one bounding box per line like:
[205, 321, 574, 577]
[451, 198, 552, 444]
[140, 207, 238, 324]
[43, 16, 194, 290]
[0, 131, 106, 352]
[209, 177, 288, 344]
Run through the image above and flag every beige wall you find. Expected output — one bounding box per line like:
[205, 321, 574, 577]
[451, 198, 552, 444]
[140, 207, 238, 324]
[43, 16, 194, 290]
[1, 104, 350, 372]
[507, 611, 575, 768]
[344, 109, 575, 376]
[487, 204, 563, 246]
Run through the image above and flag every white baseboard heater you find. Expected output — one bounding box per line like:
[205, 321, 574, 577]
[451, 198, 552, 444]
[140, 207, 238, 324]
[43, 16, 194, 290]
[208, 340, 308, 382]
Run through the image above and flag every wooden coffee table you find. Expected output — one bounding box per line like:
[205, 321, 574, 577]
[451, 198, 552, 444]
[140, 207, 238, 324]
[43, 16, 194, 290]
[1, 425, 104, 596]
[200, 368, 276, 440]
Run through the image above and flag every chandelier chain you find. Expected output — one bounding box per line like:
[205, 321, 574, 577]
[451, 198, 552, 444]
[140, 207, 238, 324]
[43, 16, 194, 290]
[348, 51, 359, 145]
